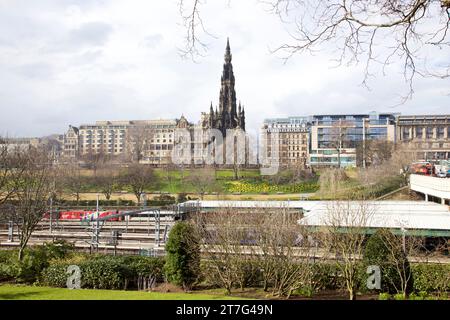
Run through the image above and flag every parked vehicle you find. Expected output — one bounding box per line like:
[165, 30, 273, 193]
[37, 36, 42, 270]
[435, 160, 450, 178]
[410, 162, 434, 175]
[436, 171, 448, 178]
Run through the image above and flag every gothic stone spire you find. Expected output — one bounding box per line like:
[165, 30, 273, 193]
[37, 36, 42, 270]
[206, 38, 246, 134]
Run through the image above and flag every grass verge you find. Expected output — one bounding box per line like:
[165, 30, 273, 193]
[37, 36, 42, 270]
[0, 285, 246, 300]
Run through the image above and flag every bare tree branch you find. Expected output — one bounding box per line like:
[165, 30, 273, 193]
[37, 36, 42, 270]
[179, 0, 450, 100]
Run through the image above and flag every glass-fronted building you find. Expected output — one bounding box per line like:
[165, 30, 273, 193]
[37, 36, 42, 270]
[309, 112, 397, 167]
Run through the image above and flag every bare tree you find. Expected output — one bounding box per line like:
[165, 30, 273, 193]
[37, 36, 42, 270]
[356, 140, 394, 168]
[121, 164, 158, 205]
[63, 162, 85, 204]
[179, 0, 450, 99]
[95, 164, 122, 200]
[7, 148, 57, 260]
[375, 228, 424, 298]
[81, 147, 107, 176]
[318, 168, 349, 197]
[253, 208, 313, 298]
[356, 140, 417, 188]
[187, 167, 218, 199]
[193, 209, 246, 294]
[328, 119, 354, 168]
[126, 125, 155, 163]
[178, 0, 215, 60]
[193, 206, 312, 298]
[0, 139, 28, 205]
[318, 200, 374, 300]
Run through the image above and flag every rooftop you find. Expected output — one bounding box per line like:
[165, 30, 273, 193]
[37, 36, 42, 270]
[182, 200, 450, 235]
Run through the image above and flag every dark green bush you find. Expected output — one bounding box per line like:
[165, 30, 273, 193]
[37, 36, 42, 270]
[164, 222, 200, 289]
[123, 256, 165, 289]
[0, 241, 73, 284]
[42, 240, 75, 260]
[0, 250, 17, 282]
[412, 264, 450, 294]
[40, 263, 69, 288]
[40, 254, 165, 290]
[81, 256, 126, 290]
[361, 230, 402, 293]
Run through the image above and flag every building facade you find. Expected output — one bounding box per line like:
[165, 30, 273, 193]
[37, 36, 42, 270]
[62, 117, 193, 165]
[309, 113, 397, 167]
[261, 117, 310, 168]
[63, 125, 79, 159]
[396, 115, 450, 160]
[262, 113, 450, 168]
[1, 136, 63, 162]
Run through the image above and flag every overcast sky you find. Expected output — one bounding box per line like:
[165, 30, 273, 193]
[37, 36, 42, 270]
[0, 0, 449, 138]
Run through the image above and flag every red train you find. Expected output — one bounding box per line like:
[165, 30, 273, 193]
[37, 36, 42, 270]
[43, 210, 122, 221]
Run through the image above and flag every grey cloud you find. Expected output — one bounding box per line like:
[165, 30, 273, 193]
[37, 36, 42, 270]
[14, 63, 55, 80]
[45, 22, 113, 53]
[141, 34, 163, 49]
[68, 22, 113, 47]
[69, 50, 104, 66]
[0, 1, 448, 138]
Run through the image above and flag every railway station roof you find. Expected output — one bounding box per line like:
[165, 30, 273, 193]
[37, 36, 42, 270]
[182, 200, 450, 236]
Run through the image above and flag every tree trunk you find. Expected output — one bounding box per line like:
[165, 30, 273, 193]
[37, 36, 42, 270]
[135, 191, 142, 206]
[337, 149, 341, 168]
[348, 287, 356, 300]
[18, 245, 25, 261]
[233, 164, 239, 180]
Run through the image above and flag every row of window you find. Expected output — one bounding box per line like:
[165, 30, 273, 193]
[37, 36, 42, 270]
[402, 126, 449, 139]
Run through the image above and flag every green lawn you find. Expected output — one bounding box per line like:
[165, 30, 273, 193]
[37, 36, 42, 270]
[63, 168, 321, 199]
[0, 285, 245, 300]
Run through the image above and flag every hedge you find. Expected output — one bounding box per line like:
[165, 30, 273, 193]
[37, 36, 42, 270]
[0, 241, 74, 284]
[199, 259, 450, 297]
[411, 264, 450, 293]
[40, 255, 165, 290]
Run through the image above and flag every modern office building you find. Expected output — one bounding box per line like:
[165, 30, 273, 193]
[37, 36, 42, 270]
[396, 115, 450, 160]
[261, 113, 399, 168]
[309, 113, 397, 167]
[262, 113, 450, 168]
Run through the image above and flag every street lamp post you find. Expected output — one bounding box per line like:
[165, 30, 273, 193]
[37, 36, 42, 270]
[49, 197, 53, 234]
[401, 227, 407, 253]
[362, 119, 367, 169]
